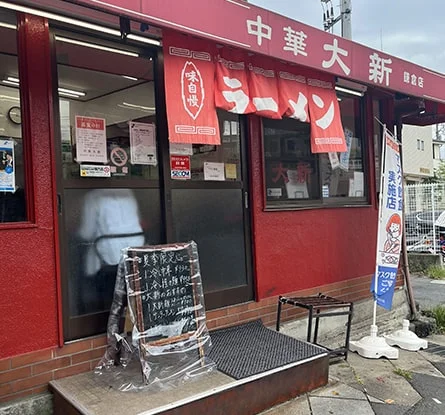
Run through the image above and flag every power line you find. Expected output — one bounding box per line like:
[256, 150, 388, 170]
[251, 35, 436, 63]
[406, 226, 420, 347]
[321, 0, 352, 39]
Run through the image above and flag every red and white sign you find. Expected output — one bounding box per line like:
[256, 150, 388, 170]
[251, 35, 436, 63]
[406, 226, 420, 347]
[170, 155, 191, 180]
[163, 30, 220, 145]
[70, 0, 445, 106]
[307, 77, 346, 153]
[277, 64, 310, 123]
[75, 116, 107, 163]
[247, 57, 281, 119]
[215, 51, 254, 114]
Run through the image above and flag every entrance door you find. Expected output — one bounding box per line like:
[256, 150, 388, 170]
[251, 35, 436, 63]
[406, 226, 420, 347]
[168, 110, 254, 309]
[52, 30, 164, 340]
[53, 28, 253, 341]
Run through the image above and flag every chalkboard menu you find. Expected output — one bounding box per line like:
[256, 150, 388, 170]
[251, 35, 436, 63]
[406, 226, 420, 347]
[126, 242, 201, 347]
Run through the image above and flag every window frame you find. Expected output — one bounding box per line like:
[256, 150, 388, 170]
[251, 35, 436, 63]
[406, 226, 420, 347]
[0, 10, 35, 227]
[262, 92, 370, 211]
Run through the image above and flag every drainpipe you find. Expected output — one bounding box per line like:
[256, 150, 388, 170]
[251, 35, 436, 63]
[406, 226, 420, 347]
[396, 121, 418, 320]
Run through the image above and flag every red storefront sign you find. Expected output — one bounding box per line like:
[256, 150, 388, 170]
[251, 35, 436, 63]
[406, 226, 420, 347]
[215, 51, 254, 114]
[277, 64, 310, 123]
[163, 31, 220, 145]
[68, 0, 445, 104]
[170, 155, 191, 180]
[307, 77, 346, 153]
[247, 57, 281, 119]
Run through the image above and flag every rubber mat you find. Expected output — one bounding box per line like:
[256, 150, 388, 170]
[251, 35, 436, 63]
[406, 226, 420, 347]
[208, 320, 327, 380]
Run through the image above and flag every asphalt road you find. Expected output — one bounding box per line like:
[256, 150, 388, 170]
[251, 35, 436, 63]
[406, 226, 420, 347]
[411, 274, 445, 310]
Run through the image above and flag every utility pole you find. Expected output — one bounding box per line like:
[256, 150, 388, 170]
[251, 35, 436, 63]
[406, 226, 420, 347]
[321, 0, 352, 39]
[340, 0, 352, 39]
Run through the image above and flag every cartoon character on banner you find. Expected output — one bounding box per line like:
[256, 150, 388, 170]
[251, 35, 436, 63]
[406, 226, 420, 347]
[382, 213, 402, 264]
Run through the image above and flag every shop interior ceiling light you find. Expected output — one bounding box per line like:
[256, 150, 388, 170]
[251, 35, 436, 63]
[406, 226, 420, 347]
[0, 22, 15, 30]
[3, 77, 85, 97]
[384, 319, 428, 352]
[59, 91, 83, 98]
[58, 87, 86, 97]
[122, 75, 139, 81]
[335, 85, 364, 97]
[0, 1, 120, 36]
[119, 102, 155, 112]
[55, 36, 139, 57]
[2, 80, 18, 87]
[126, 34, 160, 46]
[0, 2, 160, 46]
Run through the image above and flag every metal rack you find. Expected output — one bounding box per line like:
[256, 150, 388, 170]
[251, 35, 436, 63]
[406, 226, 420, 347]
[276, 293, 354, 359]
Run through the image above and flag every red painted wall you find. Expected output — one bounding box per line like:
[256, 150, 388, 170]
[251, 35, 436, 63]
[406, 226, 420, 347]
[0, 15, 58, 359]
[248, 115, 379, 300]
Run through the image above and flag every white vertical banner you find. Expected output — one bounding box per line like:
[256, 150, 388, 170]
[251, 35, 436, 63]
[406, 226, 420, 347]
[371, 129, 403, 310]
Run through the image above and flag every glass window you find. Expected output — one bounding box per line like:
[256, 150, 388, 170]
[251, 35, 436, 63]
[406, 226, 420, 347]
[264, 118, 319, 202]
[55, 31, 158, 181]
[264, 92, 367, 207]
[181, 110, 242, 181]
[320, 94, 366, 200]
[0, 11, 27, 223]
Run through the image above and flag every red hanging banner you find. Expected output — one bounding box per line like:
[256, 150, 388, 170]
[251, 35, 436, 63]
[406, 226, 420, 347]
[163, 31, 220, 145]
[215, 51, 254, 114]
[247, 57, 281, 119]
[277, 65, 310, 123]
[307, 76, 346, 153]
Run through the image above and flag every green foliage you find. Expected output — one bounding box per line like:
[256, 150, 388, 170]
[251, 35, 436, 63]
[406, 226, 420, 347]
[393, 367, 412, 381]
[426, 265, 445, 280]
[435, 161, 445, 182]
[426, 305, 445, 334]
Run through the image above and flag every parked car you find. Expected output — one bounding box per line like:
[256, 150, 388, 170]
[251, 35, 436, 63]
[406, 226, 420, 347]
[415, 211, 444, 234]
[404, 210, 445, 236]
[406, 229, 445, 254]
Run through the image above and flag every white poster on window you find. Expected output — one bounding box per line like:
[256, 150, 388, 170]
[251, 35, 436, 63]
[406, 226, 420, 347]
[169, 142, 193, 156]
[340, 127, 354, 170]
[349, 171, 364, 197]
[130, 121, 157, 165]
[75, 116, 107, 163]
[0, 140, 15, 192]
[204, 162, 225, 181]
[328, 152, 340, 169]
[60, 100, 71, 143]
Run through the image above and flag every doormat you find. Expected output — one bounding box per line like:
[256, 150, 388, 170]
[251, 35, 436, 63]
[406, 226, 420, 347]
[207, 320, 327, 380]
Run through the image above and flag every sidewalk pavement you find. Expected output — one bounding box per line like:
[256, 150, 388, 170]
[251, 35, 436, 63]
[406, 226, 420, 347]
[262, 333, 445, 415]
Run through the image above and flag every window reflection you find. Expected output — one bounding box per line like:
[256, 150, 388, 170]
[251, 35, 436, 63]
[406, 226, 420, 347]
[0, 12, 27, 223]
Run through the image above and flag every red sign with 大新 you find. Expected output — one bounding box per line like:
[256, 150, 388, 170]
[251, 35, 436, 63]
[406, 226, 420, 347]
[163, 30, 220, 145]
[65, 0, 445, 105]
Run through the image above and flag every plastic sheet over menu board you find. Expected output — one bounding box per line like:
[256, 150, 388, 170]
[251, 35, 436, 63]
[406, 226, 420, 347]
[95, 241, 215, 391]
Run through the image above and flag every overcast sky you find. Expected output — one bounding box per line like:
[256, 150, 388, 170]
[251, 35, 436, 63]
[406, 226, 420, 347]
[250, 0, 445, 74]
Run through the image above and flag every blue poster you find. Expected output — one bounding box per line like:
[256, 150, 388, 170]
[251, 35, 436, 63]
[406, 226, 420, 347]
[0, 140, 15, 192]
